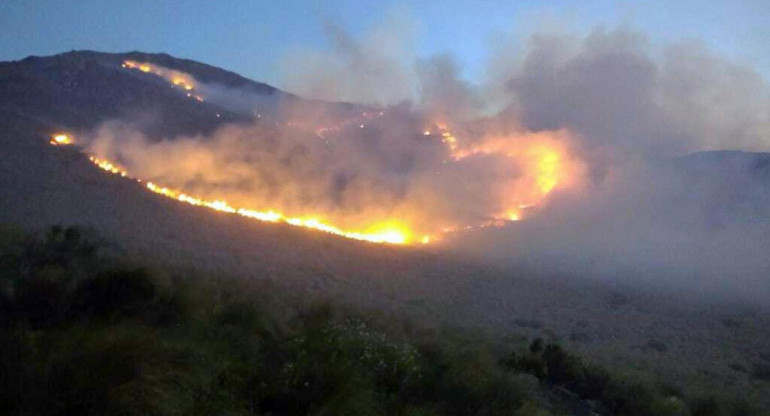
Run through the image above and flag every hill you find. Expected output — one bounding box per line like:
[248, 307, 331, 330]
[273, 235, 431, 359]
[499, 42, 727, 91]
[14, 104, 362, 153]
[1, 51, 769, 410]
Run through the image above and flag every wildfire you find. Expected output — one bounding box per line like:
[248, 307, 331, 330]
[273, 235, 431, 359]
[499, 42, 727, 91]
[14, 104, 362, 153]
[50, 134, 73, 146]
[144, 179, 414, 244]
[143, 181, 412, 244]
[312, 111, 385, 139]
[89, 156, 127, 177]
[123, 60, 203, 102]
[426, 123, 583, 222]
[47, 96, 583, 245]
[47, 134, 414, 244]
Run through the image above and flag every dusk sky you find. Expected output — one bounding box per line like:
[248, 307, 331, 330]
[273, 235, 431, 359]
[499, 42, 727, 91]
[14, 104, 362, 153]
[2, 0, 768, 90]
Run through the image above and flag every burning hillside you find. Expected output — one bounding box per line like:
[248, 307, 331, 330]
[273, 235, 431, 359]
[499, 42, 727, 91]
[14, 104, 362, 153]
[123, 60, 204, 102]
[46, 61, 585, 245]
[3, 43, 770, 415]
[52, 78, 583, 245]
[51, 134, 413, 244]
[5, 30, 767, 301]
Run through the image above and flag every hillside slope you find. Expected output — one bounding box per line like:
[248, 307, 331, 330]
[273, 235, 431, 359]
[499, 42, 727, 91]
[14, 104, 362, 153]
[1, 51, 769, 406]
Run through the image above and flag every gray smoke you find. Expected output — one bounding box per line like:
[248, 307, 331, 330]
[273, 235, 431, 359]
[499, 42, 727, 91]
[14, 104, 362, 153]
[89, 23, 770, 303]
[452, 27, 770, 303]
[281, 14, 418, 106]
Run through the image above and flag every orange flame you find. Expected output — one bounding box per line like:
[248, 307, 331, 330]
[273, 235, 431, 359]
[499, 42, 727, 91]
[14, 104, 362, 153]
[48, 110, 583, 245]
[123, 60, 202, 102]
[50, 134, 73, 146]
[85, 149, 415, 244]
[428, 123, 584, 222]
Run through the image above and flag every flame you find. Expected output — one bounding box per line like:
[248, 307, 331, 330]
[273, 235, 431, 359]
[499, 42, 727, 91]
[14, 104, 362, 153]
[427, 123, 584, 222]
[123, 60, 202, 101]
[50, 134, 73, 146]
[48, 86, 583, 246]
[143, 180, 413, 244]
[84, 148, 413, 244]
[89, 156, 128, 177]
[119, 59, 578, 220]
[47, 127, 582, 244]
[441, 131, 458, 152]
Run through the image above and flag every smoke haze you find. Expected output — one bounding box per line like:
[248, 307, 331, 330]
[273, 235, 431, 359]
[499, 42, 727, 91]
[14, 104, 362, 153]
[86, 21, 770, 303]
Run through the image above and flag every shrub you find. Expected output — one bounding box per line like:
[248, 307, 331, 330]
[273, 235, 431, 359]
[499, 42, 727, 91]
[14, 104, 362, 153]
[690, 396, 721, 416]
[602, 378, 656, 416]
[1, 225, 762, 416]
[0, 331, 26, 415]
[13, 265, 70, 326]
[70, 268, 156, 320]
[529, 337, 544, 353]
[20, 225, 99, 278]
[542, 344, 582, 386]
[751, 363, 770, 382]
[438, 348, 525, 415]
[650, 396, 690, 416]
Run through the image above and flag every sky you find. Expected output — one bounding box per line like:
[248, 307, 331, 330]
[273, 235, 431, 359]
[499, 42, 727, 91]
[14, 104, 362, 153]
[1, 0, 768, 90]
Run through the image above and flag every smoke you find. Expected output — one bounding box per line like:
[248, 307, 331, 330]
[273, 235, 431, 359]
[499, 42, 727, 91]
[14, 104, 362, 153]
[88, 21, 770, 302]
[456, 27, 770, 302]
[281, 13, 419, 106]
[503, 28, 770, 159]
[86, 107, 578, 243]
[456, 153, 770, 303]
[416, 53, 482, 122]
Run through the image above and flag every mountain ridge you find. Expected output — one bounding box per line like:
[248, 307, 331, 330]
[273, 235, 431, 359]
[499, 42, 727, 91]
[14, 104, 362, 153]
[0, 49, 370, 140]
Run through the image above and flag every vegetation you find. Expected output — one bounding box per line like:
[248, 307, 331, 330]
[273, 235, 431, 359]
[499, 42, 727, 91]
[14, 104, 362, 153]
[0, 225, 762, 415]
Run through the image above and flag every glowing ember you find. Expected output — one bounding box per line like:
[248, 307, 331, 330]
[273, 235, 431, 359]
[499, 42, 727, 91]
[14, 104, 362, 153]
[440, 131, 458, 152]
[146, 180, 412, 244]
[50, 134, 73, 146]
[80, 145, 414, 244]
[89, 156, 127, 177]
[48, 100, 582, 246]
[123, 60, 202, 101]
[311, 111, 384, 139]
[426, 123, 583, 222]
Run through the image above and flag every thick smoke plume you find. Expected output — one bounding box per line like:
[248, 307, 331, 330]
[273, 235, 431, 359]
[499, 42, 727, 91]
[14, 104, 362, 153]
[88, 24, 770, 302]
[282, 13, 419, 107]
[466, 28, 770, 303]
[87, 110, 581, 243]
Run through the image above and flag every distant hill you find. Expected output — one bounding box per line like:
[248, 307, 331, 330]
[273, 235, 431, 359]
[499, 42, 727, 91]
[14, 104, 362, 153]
[0, 50, 365, 139]
[0, 51, 244, 138]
